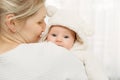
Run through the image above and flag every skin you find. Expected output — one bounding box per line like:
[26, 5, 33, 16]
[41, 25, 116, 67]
[47, 25, 76, 50]
[15, 6, 46, 43]
[0, 5, 46, 54]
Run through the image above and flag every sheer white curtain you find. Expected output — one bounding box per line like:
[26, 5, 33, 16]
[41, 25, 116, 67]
[93, 1, 120, 79]
[46, 0, 120, 79]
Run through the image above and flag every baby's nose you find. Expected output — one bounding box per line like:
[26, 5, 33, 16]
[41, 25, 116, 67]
[55, 38, 63, 47]
[56, 37, 62, 42]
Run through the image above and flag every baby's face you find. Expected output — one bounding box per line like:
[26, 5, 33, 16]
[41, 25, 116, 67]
[47, 26, 75, 50]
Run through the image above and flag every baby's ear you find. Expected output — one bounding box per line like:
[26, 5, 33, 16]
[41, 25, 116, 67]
[46, 5, 58, 17]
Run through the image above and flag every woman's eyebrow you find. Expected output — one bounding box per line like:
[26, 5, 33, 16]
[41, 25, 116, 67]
[40, 16, 46, 21]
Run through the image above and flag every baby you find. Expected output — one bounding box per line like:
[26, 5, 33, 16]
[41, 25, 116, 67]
[47, 25, 76, 50]
[42, 7, 109, 80]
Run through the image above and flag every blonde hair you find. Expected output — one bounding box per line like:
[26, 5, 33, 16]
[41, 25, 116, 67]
[0, 0, 45, 28]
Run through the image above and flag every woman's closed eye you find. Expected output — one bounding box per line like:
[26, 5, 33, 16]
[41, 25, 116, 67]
[38, 19, 45, 24]
[38, 21, 42, 24]
[38, 20, 43, 24]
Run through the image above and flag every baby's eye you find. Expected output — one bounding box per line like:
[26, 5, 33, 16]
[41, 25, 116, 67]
[52, 34, 57, 37]
[64, 36, 69, 38]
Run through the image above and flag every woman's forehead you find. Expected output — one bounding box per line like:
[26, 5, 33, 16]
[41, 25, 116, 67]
[31, 5, 46, 20]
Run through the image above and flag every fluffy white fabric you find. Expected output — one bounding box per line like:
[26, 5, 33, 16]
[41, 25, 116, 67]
[71, 42, 109, 80]
[46, 6, 94, 46]
[0, 42, 88, 80]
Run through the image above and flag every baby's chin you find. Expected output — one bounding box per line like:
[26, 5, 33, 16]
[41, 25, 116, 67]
[58, 45, 71, 50]
[46, 41, 71, 50]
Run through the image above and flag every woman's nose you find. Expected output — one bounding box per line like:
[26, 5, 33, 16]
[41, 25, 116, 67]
[42, 21, 46, 32]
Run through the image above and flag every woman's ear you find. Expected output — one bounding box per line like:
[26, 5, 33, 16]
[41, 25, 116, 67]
[5, 14, 16, 33]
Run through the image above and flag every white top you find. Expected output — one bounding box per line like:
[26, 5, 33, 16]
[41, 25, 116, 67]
[0, 42, 88, 80]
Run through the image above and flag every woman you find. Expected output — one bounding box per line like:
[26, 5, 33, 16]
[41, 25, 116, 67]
[0, 0, 88, 80]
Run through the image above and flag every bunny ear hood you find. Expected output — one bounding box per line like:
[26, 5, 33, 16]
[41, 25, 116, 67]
[44, 5, 94, 50]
